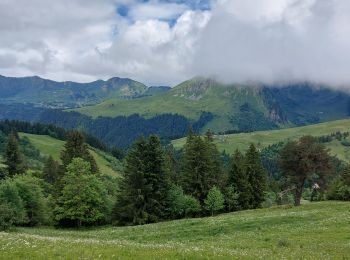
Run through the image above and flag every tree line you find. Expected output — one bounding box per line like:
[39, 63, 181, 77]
[0, 127, 349, 230]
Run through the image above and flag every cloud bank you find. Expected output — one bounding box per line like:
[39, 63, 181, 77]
[0, 0, 349, 86]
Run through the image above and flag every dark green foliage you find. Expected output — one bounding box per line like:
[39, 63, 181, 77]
[55, 158, 107, 227]
[4, 131, 26, 177]
[224, 185, 239, 212]
[143, 135, 170, 222]
[280, 136, 333, 206]
[61, 130, 99, 174]
[327, 165, 350, 201]
[227, 150, 252, 210]
[42, 156, 61, 185]
[245, 144, 267, 208]
[114, 136, 170, 225]
[166, 185, 201, 219]
[12, 175, 49, 226]
[230, 103, 278, 132]
[204, 186, 225, 216]
[0, 180, 26, 230]
[181, 131, 223, 202]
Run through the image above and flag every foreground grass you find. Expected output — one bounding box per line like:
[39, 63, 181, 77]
[18, 133, 121, 177]
[1, 201, 349, 259]
[173, 119, 350, 157]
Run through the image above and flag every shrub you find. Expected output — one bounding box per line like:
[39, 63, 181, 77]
[12, 175, 49, 226]
[0, 180, 27, 230]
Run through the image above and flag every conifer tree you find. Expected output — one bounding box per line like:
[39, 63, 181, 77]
[143, 135, 170, 222]
[61, 130, 98, 174]
[244, 144, 266, 208]
[4, 131, 26, 177]
[42, 156, 60, 184]
[228, 150, 252, 210]
[181, 134, 212, 202]
[114, 135, 170, 225]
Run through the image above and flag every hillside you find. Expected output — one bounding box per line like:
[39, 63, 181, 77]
[172, 119, 350, 161]
[1, 201, 349, 259]
[18, 133, 121, 177]
[0, 75, 169, 108]
[74, 78, 350, 133]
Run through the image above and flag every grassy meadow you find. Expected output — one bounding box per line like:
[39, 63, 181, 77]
[173, 119, 350, 160]
[0, 201, 349, 259]
[18, 133, 121, 177]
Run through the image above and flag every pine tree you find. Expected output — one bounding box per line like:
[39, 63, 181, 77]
[143, 135, 170, 222]
[61, 131, 98, 174]
[204, 186, 225, 216]
[114, 136, 170, 225]
[4, 131, 26, 177]
[42, 156, 60, 184]
[228, 150, 252, 210]
[244, 144, 266, 208]
[204, 129, 224, 189]
[114, 137, 149, 225]
[181, 135, 213, 202]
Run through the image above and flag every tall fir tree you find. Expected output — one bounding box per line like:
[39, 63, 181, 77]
[227, 150, 252, 210]
[143, 135, 170, 222]
[114, 136, 169, 225]
[181, 134, 213, 202]
[244, 144, 267, 208]
[204, 129, 224, 189]
[42, 156, 61, 185]
[4, 131, 26, 177]
[61, 130, 98, 174]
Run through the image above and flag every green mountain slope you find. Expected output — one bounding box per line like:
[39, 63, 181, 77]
[74, 78, 350, 134]
[2, 201, 350, 259]
[172, 119, 350, 161]
[74, 78, 280, 132]
[0, 75, 161, 108]
[18, 133, 121, 177]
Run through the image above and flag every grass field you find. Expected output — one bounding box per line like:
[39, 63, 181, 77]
[0, 201, 349, 259]
[172, 119, 350, 161]
[18, 133, 121, 177]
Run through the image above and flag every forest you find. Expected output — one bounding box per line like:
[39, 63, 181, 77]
[0, 121, 349, 229]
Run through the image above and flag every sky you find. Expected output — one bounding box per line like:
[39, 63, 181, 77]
[0, 0, 349, 86]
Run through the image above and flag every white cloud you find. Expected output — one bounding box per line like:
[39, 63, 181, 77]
[0, 0, 350, 87]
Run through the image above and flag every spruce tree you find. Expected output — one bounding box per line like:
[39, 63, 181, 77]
[61, 130, 98, 174]
[114, 137, 149, 225]
[4, 131, 26, 177]
[228, 150, 252, 210]
[143, 135, 170, 222]
[204, 129, 224, 189]
[244, 144, 266, 208]
[181, 134, 213, 202]
[114, 136, 170, 225]
[42, 156, 60, 184]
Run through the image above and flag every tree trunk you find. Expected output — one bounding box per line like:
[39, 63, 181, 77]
[294, 183, 304, 206]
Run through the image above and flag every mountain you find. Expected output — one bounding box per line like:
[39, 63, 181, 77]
[0, 76, 350, 148]
[0, 75, 152, 108]
[74, 78, 350, 133]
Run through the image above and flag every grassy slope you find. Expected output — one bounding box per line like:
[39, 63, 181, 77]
[73, 79, 268, 132]
[172, 119, 350, 160]
[18, 133, 121, 177]
[1, 201, 349, 259]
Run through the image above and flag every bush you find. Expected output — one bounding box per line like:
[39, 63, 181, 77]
[12, 175, 50, 226]
[0, 180, 27, 230]
[167, 185, 201, 218]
